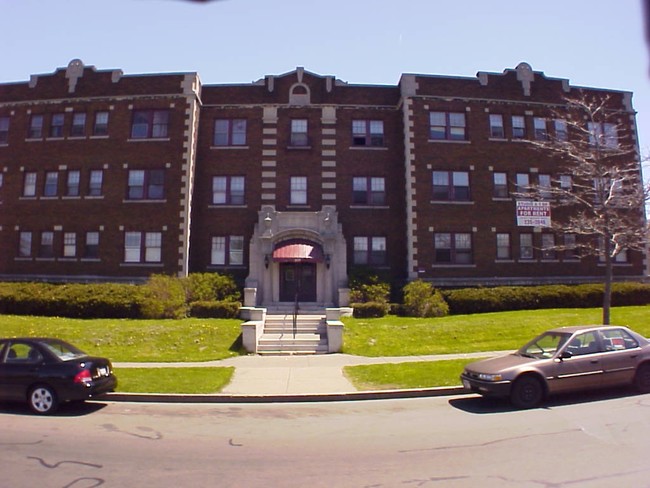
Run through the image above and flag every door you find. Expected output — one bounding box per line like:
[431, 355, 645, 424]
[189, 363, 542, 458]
[550, 331, 604, 394]
[280, 263, 317, 302]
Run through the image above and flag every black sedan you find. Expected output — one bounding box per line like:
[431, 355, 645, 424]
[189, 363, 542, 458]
[0, 338, 117, 414]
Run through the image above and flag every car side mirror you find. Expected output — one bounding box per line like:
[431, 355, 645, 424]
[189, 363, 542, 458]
[559, 350, 573, 360]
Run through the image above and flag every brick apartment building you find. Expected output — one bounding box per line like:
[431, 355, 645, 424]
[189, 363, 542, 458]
[0, 60, 645, 308]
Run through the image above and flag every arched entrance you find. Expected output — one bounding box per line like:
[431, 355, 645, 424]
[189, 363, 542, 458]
[273, 239, 323, 303]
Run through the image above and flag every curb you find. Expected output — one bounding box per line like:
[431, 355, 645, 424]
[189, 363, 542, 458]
[101, 386, 469, 404]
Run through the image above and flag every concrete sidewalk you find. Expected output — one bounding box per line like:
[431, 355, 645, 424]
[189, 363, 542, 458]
[111, 351, 506, 401]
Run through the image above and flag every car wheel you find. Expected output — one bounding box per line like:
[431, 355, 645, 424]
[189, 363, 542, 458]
[634, 363, 650, 394]
[28, 385, 58, 415]
[510, 376, 544, 409]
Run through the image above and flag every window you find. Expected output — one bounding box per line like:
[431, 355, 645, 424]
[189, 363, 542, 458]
[290, 119, 309, 146]
[18, 232, 32, 257]
[63, 232, 76, 258]
[588, 122, 617, 149]
[564, 233, 578, 259]
[124, 231, 162, 263]
[533, 117, 548, 140]
[23, 172, 37, 197]
[538, 174, 552, 199]
[352, 120, 384, 146]
[44, 171, 58, 197]
[352, 177, 385, 205]
[50, 113, 64, 138]
[213, 119, 246, 146]
[39, 231, 54, 258]
[66, 170, 80, 197]
[567, 332, 600, 356]
[89, 170, 103, 197]
[489, 114, 505, 138]
[429, 111, 466, 141]
[541, 233, 556, 259]
[554, 119, 568, 141]
[28, 114, 44, 139]
[84, 232, 99, 259]
[131, 109, 169, 139]
[0, 116, 9, 144]
[211, 236, 244, 265]
[559, 175, 572, 190]
[434, 232, 472, 264]
[212, 176, 245, 205]
[353, 236, 387, 265]
[127, 169, 164, 200]
[600, 328, 639, 352]
[515, 173, 530, 193]
[71, 113, 86, 137]
[93, 111, 109, 136]
[496, 233, 511, 259]
[512, 115, 526, 139]
[520, 233, 534, 259]
[432, 171, 470, 201]
[290, 176, 307, 205]
[493, 172, 508, 198]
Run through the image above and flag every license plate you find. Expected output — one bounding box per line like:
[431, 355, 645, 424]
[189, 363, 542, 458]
[97, 367, 109, 377]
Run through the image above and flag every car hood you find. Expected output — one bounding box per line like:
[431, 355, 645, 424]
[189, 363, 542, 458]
[466, 353, 537, 375]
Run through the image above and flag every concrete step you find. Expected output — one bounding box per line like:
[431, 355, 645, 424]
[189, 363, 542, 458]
[257, 334, 328, 355]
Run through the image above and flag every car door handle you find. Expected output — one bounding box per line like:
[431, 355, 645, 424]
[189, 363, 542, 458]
[590, 359, 599, 364]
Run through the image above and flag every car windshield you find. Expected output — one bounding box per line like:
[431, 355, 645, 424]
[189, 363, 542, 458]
[518, 331, 572, 359]
[41, 340, 87, 361]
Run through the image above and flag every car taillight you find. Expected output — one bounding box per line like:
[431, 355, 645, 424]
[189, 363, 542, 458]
[74, 369, 92, 384]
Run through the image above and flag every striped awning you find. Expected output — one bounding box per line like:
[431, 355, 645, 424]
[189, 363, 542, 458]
[272, 240, 324, 263]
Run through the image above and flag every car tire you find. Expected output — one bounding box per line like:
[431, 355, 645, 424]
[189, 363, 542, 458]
[28, 385, 58, 415]
[510, 376, 544, 409]
[634, 363, 650, 394]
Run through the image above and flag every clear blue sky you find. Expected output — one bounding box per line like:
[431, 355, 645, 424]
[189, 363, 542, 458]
[2, 0, 648, 164]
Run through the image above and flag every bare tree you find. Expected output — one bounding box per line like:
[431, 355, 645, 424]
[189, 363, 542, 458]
[521, 93, 647, 324]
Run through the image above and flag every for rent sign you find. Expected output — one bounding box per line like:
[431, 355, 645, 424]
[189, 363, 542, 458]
[516, 201, 551, 227]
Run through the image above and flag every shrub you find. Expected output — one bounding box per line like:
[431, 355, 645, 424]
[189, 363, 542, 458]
[442, 283, 650, 315]
[189, 300, 241, 318]
[403, 280, 449, 317]
[140, 274, 188, 319]
[352, 301, 390, 318]
[183, 273, 241, 303]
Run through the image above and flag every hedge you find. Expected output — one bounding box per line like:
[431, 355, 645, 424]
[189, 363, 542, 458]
[441, 283, 650, 315]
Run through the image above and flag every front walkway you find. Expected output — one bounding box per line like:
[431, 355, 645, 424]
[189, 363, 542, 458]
[114, 351, 508, 395]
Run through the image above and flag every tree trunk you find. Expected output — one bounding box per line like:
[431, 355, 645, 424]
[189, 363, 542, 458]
[602, 238, 613, 325]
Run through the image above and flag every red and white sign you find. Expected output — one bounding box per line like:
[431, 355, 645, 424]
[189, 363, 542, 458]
[516, 201, 551, 227]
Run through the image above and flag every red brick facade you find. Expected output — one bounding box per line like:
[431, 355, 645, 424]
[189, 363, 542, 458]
[0, 60, 644, 304]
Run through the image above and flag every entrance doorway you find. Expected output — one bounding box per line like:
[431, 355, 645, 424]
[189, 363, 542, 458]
[279, 263, 317, 302]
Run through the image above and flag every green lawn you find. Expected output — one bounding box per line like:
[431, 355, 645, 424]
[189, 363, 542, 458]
[344, 358, 489, 391]
[342, 306, 650, 357]
[115, 367, 234, 394]
[0, 315, 243, 362]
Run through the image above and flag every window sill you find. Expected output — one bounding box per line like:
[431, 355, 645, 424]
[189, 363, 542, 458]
[84, 196, 105, 200]
[492, 197, 512, 201]
[62, 196, 82, 200]
[488, 137, 508, 142]
[89, 135, 110, 140]
[430, 200, 474, 205]
[127, 138, 171, 142]
[428, 139, 471, 144]
[431, 264, 477, 268]
[122, 199, 168, 204]
[348, 146, 388, 151]
[46, 137, 65, 141]
[494, 259, 515, 263]
[350, 205, 390, 210]
[287, 145, 312, 150]
[208, 204, 248, 209]
[120, 263, 164, 267]
[287, 205, 310, 209]
[211, 145, 249, 150]
[25, 138, 44, 142]
[80, 258, 101, 262]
